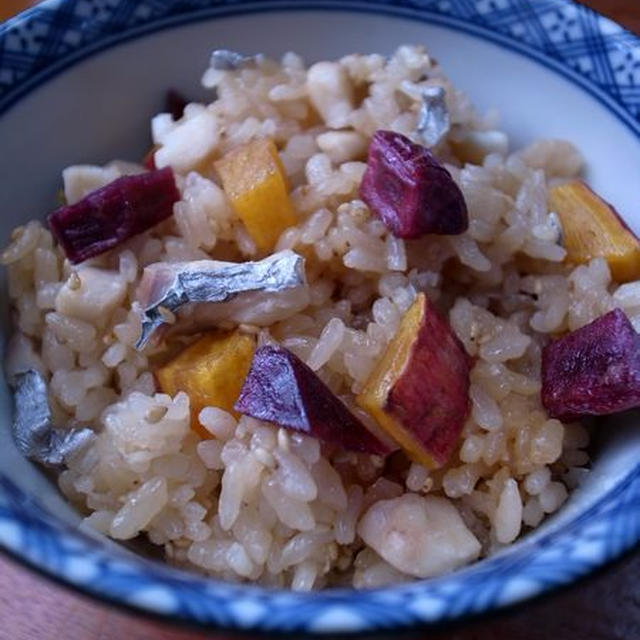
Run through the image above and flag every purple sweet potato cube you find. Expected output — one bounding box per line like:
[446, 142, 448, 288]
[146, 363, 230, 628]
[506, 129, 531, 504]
[48, 167, 179, 264]
[541, 308, 640, 422]
[359, 130, 468, 239]
[235, 345, 390, 455]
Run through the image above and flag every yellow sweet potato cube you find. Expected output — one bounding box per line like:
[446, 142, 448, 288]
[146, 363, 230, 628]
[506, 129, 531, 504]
[156, 330, 256, 438]
[548, 180, 640, 282]
[215, 138, 297, 252]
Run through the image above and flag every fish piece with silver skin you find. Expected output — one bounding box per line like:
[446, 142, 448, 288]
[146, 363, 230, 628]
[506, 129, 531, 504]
[136, 250, 308, 349]
[416, 86, 450, 148]
[12, 370, 95, 467]
[210, 49, 260, 71]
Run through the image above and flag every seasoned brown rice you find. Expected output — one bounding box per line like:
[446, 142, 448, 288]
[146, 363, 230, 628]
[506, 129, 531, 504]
[6, 44, 629, 590]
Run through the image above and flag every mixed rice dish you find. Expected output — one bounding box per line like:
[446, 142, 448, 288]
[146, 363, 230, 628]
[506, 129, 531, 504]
[5, 45, 640, 590]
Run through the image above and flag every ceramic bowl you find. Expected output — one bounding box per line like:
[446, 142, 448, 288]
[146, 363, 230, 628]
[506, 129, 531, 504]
[1, 0, 640, 635]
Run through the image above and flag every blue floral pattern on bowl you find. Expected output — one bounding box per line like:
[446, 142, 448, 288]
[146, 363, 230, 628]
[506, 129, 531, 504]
[1, 0, 639, 634]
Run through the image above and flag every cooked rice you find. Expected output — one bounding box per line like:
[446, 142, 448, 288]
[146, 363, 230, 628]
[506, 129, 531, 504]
[5, 45, 634, 590]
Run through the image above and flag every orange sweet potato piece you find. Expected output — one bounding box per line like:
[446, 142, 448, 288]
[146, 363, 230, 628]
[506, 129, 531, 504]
[215, 138, 297, 252]
[548, 180, 640, 282]
[156, 330, 256, 438]
[357, 293, 470, 468]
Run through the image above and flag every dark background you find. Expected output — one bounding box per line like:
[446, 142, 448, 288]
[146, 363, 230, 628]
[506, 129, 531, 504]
[0, 1, 639, 638]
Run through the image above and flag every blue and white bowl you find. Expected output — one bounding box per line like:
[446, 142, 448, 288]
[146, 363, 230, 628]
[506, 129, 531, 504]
[1, 0, 640, 635]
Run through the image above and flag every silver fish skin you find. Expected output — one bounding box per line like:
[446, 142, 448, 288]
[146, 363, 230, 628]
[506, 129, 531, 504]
[136, 250, 307, 349]
[416, 86, 450, 148]
[12, 369, 95, 467]
[210, 49, 259, 71]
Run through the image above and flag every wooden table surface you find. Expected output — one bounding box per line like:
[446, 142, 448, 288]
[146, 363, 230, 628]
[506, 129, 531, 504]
[1, 1, 640, 639]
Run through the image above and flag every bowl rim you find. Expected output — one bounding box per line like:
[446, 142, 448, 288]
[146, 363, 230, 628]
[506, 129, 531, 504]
[1, 0, 640, 635]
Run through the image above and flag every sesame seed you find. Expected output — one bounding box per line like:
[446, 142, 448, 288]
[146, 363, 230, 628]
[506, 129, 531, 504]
[145, 405, 168, 423]
[158, 306, 176, 324]
[67, 272, 82, 290]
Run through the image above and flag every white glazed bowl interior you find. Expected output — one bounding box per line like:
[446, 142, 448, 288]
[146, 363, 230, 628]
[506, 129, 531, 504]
[1, 2, 639, 635]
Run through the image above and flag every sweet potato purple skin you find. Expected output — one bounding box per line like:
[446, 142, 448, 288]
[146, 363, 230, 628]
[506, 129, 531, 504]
[166, 89, 189, 121]
[48, 167, 179, 264]
[234, 345, 390, 455]
[541, 308, 640, 422]
[359, 130, 468, 239]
